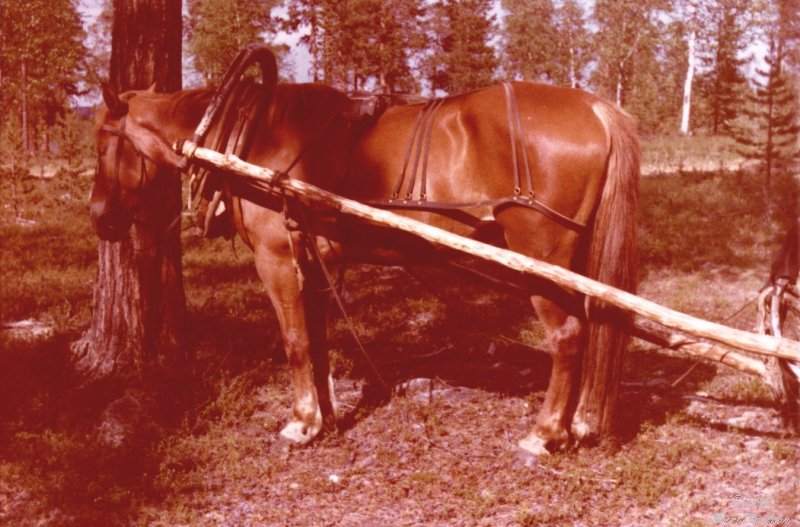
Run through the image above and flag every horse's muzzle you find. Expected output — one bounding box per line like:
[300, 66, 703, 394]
[90, 199, 132, 242]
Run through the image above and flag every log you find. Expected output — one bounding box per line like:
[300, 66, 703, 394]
[631, 317, 766, 377]
[177, 141, 800, 363]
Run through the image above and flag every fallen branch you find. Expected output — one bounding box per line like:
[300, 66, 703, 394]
[177, 141, 800, 363]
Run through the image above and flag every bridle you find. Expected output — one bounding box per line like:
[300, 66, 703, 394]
[100, 115, 151, 194]
[98, 115, 182, 238]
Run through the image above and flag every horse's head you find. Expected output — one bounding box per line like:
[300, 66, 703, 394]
[90, 83, 184, 241]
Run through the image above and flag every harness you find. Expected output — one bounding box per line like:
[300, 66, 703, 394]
[101, 116, 150, 193]
[188, 81, 270, 239]
[365, 82, 586, 233]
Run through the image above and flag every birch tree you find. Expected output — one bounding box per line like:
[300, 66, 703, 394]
[676, 0, 702, 134]
[592, 0, 665, 107]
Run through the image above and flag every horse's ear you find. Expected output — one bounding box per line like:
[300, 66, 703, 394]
[259, 47, 278, 92]
[146, 82, 157, 94]
[101, 82, 128, 118]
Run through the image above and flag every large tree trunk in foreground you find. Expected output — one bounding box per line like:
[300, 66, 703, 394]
[72, 0, 185, 378]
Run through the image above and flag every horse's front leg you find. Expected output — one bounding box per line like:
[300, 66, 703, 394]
[253, 242, 333, 445]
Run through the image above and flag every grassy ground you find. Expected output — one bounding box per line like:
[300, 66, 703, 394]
[0, 160, 798, 526]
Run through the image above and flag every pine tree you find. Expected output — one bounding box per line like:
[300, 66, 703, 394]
[427, 0, 498, 94]
[370, 0, 426, 93]
[283, 0, 326, 82]
[187, 0, 283, 85]
[73, 0, 186, 378]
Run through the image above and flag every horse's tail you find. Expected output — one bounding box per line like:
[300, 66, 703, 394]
[573, 100, 640, 440]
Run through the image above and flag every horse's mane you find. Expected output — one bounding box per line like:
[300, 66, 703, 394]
[267, 83, 349, 128]
[162, 83, 348, 132]
[168, 88, 215, 126]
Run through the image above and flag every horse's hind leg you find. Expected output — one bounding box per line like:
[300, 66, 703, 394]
[500, 212, 584, 454]
[518, 296, 584, 455]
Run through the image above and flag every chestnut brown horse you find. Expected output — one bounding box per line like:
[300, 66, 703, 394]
[90, 63, 638, 454]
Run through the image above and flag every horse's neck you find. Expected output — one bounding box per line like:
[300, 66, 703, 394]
[160, 88, 215, 143]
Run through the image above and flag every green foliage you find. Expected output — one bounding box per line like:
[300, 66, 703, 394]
[592, 0, 667, 104]
[0, 0, 86, 149]
[695, 0, 753, 134]
[730, 36, 800, 189]
[426, 0, 498, 94]
[187, 0, 283, 85]
[502, 0, 590, 88]
[282, 0, 425, 92]
[52, 110, 94, 171]
[502, 0, 559, 82]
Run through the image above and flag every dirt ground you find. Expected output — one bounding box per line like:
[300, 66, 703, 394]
[1, 169, 799, 526]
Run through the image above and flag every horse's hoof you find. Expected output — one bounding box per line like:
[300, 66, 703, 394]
[571, 418, 592, 442]
[279, 420, 320, 445]
[517, 433, 551, 457]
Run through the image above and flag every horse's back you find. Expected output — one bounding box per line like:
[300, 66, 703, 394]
[348, 82, 613, 225]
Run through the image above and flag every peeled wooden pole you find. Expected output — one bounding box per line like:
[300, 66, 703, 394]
[631, 317, 766, 377]
[177, 141, 800, 363]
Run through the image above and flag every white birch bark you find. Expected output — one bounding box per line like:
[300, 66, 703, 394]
[680, 25, 697, 134]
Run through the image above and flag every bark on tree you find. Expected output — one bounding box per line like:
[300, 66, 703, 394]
[72, 0, 185, 378]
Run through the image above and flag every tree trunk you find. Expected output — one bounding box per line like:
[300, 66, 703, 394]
[680, 29, 696, 135]
[21, 60, 30, 154]
[72, 0, 185, 379]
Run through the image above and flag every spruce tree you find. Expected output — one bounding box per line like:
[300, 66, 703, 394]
[732, 34, 799, 189]
[696, 0, 752, 134]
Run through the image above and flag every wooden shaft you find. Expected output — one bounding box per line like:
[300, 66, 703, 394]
[632, 317, 766, 377]
[177, 142, 800, 363]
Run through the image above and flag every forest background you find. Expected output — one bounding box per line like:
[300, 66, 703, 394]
[1, 0, 799, 180]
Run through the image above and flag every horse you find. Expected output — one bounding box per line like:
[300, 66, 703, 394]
[90, 52, 639, 455]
